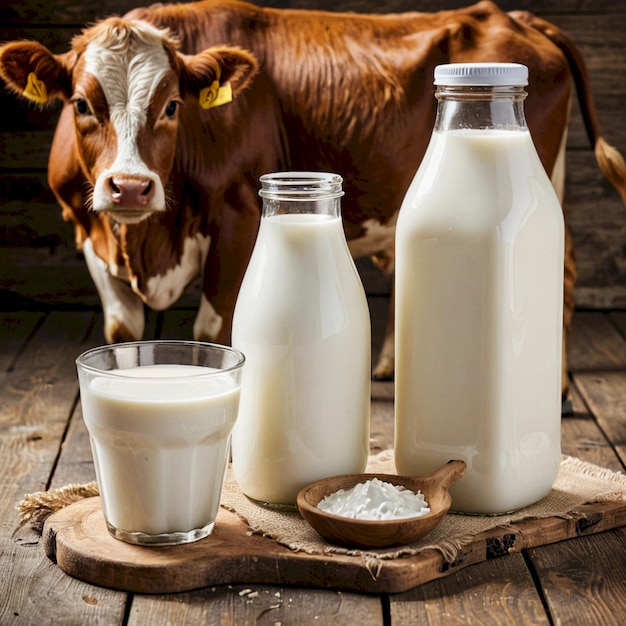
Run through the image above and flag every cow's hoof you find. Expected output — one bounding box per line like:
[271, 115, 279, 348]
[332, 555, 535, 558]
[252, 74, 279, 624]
[373, 372, 394, 382]
[561, 397, 573, 416]
[372, 357, 394, 381]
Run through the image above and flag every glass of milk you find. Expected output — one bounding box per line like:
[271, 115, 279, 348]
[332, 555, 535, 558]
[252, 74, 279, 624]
[76, 340, 245, 546]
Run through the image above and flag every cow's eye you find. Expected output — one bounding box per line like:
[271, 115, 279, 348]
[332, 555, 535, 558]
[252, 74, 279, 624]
[165, 100, 178, 118]
[74, 98, 90, 115]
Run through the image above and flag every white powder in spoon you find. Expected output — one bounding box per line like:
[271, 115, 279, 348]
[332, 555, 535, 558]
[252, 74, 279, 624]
[317, 478, 430, 520]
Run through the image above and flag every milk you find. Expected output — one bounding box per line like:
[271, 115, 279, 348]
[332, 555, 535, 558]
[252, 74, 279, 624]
[231, 213, 370, 506]
[80, 364, 241, 536]
[395, 129, 564, 514]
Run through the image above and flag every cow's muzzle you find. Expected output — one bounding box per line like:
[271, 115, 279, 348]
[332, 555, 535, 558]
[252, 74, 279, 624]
[102, 175, 159, 223]
[109, 175, 154, 207]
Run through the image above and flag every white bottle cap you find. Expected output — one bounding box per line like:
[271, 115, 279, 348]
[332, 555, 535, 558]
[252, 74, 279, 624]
[434, 63, 528, 86]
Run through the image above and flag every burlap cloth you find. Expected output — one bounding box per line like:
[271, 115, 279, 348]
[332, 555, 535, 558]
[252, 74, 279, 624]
[219, 451, 626, 574]
[18, 451, 626, 578]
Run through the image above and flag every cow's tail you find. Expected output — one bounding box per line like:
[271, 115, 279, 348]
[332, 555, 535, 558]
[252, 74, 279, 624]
[527, 15, 626, 206]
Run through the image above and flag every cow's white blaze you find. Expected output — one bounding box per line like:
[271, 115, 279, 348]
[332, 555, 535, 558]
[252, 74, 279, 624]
[83, 23, 171, 215]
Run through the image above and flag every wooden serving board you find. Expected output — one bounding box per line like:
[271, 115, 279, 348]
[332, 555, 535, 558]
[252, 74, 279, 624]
[43, 496, 626, 595]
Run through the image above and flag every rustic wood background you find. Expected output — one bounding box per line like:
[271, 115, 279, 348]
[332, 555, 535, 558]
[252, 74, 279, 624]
[0, 0, 625, 314]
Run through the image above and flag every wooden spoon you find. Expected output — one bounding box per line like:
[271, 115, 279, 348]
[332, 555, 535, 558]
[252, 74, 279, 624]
[296, 460, 466, 548]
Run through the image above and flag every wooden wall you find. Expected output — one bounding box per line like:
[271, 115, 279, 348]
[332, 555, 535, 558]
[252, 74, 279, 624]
[0, 0, 625, 311]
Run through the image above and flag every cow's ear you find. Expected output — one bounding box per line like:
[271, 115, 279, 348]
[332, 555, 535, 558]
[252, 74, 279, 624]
[0, 41, 74, 105]
[178, 46, 258, 110]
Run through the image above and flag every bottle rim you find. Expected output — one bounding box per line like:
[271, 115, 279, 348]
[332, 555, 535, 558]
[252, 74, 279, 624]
[434, 63, 528, 87]
[259, 171, 344, 200]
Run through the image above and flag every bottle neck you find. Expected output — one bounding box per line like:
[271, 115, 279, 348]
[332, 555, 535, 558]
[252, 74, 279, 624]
[259, 172, 344, 218]
[434, 85, 528, 132]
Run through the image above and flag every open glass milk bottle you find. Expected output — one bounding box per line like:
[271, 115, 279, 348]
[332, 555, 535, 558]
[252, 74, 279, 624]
[394, 63, 564, 514]
[231, 172, 371, 509]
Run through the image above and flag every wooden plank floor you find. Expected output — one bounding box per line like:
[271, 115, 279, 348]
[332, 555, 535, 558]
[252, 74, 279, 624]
[1, 304, 625, 624]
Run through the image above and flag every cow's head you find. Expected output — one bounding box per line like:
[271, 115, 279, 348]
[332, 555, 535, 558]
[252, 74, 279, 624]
[0, 17, 258, 224]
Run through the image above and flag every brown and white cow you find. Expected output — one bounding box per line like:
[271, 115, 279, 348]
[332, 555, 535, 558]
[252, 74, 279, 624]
[1, 0, 625, 394]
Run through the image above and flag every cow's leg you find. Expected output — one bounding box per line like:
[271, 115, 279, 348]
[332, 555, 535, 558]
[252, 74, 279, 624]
[562, 221, 577, 401]
[373, 282, 395, 380]
[82, 238, 145, 343]
[189, 232, 225, 343]
[550, 119, 575, 400]
[348, 224, 397, 381]
[193, 294, 224, 343]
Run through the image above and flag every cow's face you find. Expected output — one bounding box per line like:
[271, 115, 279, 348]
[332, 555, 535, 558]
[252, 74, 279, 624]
[0, 18, 258, 225]
[70, 22, 180, 224]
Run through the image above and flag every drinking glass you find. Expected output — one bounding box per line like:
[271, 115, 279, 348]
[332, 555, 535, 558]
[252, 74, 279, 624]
[76, 340, 244, 546]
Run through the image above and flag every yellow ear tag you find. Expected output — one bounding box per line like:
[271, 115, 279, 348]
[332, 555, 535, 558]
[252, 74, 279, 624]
[199, 80, 233, 110]
[24, 72, 48, 104]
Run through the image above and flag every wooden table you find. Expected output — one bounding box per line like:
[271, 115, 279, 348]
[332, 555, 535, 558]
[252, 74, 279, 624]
[1, 306, 626, 624]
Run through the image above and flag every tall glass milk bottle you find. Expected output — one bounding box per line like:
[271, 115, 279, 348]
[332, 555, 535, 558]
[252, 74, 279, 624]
[394, 63, 564, 514]
[231, 172, 371, 509]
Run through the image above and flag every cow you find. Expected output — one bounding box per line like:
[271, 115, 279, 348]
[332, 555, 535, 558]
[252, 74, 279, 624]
[1, 0, 625, 398]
